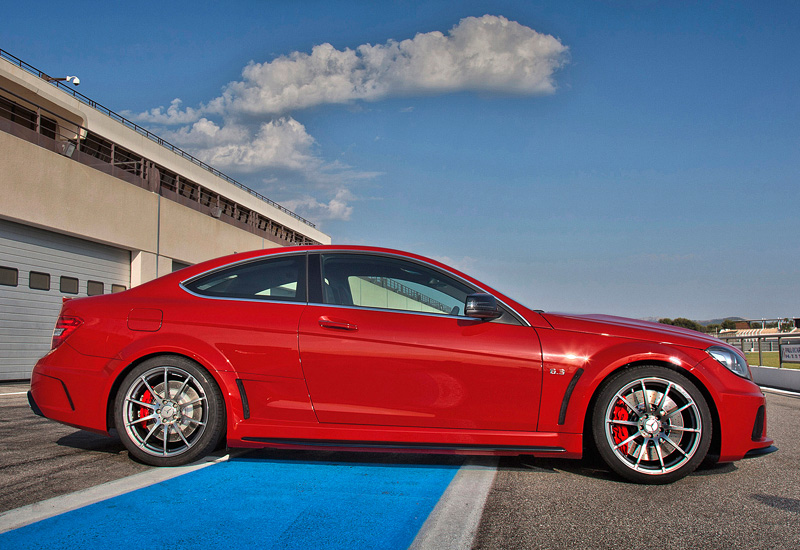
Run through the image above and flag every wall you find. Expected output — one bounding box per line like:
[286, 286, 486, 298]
[0, 130, 277, 285]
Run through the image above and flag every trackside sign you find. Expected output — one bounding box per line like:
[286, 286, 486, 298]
[780, 343, 800, 364]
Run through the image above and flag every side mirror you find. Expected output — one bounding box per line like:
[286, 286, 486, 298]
[465, 293, 503, 320]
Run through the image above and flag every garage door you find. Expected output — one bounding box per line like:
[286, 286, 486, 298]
[0, 219, 131, 381]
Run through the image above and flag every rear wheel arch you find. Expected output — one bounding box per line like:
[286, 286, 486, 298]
[111, 354, 228, 466]
[106, 352, 230, 434]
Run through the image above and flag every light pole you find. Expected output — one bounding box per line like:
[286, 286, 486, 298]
[43, 75, 80, 86]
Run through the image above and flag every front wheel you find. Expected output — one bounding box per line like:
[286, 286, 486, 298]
[114, 356, 225, 467]
[592, 366, 712, 484]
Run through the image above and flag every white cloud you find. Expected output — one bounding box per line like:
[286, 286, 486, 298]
[133, 15, 568, 124]
[166, 117, 319, 172]
[129, 98, 203, 125]
[282, 188, 355, 221]
[218, 15, 568, 115]
[130, 15, 568, 223]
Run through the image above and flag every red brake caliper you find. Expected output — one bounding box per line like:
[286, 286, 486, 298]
[612, 399, 630, 451]
[139, 389, 153, 427]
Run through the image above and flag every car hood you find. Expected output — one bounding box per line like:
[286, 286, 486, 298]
[540, 312, 722, 350]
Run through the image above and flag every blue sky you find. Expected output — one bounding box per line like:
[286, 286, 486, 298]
[4, 1, 799, 320]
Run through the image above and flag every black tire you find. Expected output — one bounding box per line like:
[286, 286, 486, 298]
[114, 355, 225, 467]
[591, 365, 711, 484]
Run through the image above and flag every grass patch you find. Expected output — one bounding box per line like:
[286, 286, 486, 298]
[745, 351, 800, 369]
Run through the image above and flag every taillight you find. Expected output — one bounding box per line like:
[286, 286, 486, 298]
[52, 315, 83, 349]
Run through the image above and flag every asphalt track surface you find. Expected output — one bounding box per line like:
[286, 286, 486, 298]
[1, 383, 799, 549]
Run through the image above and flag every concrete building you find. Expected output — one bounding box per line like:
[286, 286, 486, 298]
[0, 49, 331, 381]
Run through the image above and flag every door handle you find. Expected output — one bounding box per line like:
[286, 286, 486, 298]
[318, 316, 358, 331]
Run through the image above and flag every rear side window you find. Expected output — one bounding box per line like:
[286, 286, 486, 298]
[184, 255, 306, 302]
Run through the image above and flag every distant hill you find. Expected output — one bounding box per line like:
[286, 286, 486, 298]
[696, 317, 746, 327]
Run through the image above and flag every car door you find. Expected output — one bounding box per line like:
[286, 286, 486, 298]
[178, 253, 317, 423]
[297, 252, 543, 431]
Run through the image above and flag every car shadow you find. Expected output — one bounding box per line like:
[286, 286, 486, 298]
[752, 494, 800, 514]
[496, 454, 738, 483]
[56, 430, 128, 455]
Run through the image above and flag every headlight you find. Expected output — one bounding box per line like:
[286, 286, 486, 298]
[707, 345, 751, 379]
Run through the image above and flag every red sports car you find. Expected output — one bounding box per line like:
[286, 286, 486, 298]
[29, 246, 774, 483]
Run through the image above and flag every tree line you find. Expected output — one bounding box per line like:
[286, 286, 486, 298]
[658, 318, 795, 333]
[658, 318, 737, 333]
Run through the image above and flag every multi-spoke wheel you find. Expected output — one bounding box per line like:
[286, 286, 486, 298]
[592, 366, 712, 484]
[114, 356, 225, 466]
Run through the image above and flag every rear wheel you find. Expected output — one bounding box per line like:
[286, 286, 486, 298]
[114, 356, 225, 466]
[592, 366, 711, 484]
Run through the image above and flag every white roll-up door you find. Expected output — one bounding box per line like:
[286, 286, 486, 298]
[0, 218, 131, 381]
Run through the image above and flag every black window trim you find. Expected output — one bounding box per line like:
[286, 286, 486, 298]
[178, 249, 530, 326]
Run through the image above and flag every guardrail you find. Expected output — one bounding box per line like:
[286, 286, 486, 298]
[717, 332, 800, 368]
[0, 48, 316, 228]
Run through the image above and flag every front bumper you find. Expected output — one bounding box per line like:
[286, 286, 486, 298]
[743, 445, 778, 459]
[716, 386, 775, 462]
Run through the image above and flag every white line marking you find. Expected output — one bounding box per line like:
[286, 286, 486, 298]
[0, 452, 234, 534]
[408, 456, 498, 550]
[0, 392, 28, 397]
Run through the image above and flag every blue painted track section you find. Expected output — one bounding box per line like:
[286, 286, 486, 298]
[1, 453, 459, 549]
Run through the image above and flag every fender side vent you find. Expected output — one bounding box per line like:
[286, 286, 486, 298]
[236, 379, 250, 420]
[558, 368, 584, 425]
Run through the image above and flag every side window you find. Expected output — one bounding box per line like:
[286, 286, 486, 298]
[60, 276, 79, 294]
[321, 254, 471, 315]
[0, 266, 18, 287]
[87, 281, 104, 296]
[29, 271, 50, 291]
[184, 254, 306, 302]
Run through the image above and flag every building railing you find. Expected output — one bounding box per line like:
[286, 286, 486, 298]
[0, 48, 315, 228]
[717, 332, 800, 368]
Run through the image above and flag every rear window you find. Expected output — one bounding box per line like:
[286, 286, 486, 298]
[184, 255, 306, 302]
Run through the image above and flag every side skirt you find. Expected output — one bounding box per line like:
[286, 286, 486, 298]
[241, 437, 566, 454]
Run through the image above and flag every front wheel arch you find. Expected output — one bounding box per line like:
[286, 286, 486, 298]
[583, 361, 719, 482]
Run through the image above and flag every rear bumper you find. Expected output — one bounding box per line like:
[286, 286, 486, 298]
[29, 344, 117, 435]
[27, 390, 44, 417]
